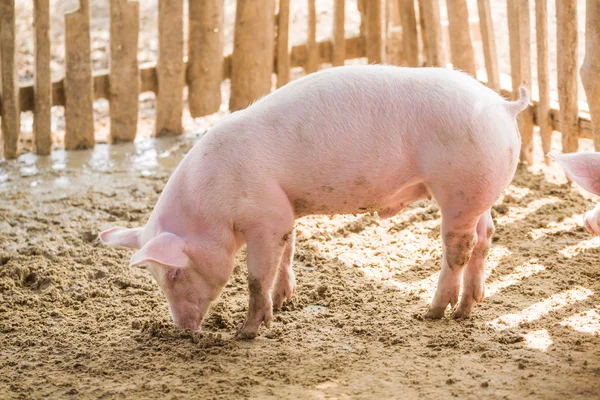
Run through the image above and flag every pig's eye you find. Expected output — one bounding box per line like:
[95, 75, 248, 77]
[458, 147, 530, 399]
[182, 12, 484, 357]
[167, 268, 181, 281]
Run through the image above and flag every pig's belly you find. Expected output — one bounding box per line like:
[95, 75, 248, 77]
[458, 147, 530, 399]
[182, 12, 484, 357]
[285, 180, 430, 218]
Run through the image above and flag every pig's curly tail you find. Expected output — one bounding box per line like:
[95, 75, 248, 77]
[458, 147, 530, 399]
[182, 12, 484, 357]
[506, 86, 531, 115]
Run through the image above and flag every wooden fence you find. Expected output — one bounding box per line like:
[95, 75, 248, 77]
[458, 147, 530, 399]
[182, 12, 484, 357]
[0, 0, 598, 165]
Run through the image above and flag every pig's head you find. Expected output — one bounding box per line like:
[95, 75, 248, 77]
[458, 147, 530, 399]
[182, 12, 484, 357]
[549, 152, 600, 235]
[99, 227, 232, 331]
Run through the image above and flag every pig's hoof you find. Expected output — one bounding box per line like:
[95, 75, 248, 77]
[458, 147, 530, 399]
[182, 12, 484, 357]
[452, 308, 472, 320]
[424, 306, 446, 319]
[273, 276, 296, 310]
[236, 329, 258, 340]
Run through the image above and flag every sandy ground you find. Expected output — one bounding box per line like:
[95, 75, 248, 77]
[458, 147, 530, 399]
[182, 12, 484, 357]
[1, 127, 600, 399]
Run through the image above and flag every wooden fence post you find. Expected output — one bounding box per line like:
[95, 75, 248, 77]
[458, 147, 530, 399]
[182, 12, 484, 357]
[535, 0, 551, 164]
[230, 0, 275, 111]
[420, 0, 444, 66]
[477, 0, 499, 89]
[1, 0, 20, 159]
[64, 0, 95, 150]
[156, 0, 184, 136]
[507, 0, 534, 164]
[556, 0, 578, 154]
[358, 0, 367, 38]
[277, 0, 291, 86]
[367, 0, 385, 63]
[307, 0, 318, 73]
[332, 0, 346, 67]
[580, 0, 600, 150]
[399, 0, 419, 67]
[446, 0, 476, 75]
[33, 0, 52, 155]
[109, 0, 140, 143]
[386, 0, 402, 65]
[188, 0, 224, 118]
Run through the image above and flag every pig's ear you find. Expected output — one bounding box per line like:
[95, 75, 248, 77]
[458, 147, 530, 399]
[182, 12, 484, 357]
[549, 152, 600, 196]
[100, 227, 142, 249]
[129, 232, 190, 269]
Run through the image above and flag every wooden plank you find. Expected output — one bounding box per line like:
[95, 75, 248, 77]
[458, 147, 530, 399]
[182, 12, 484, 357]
[446, 0, 476, 75]
[580, 0, 600, 150]
[229, 0, 275, 111]
[386, 0, 402, 65]
[277, 0, 291, 86]
[156, 0, 184, 136]
[417, 0, 428, 65]
[307, 0, 318, 73]
[420, 0, 444, 66]
[556, 0, 578, 153]
[332, 0, 345, 66]
[507, 0, 534, 164]
[188, 0, 224, 117]
[33, 0, 52, 155]
[109, 0, 140, 143]
[64, 0, 94, 150]
[399, 0, 419, 67]
[0, 0, 20, 159]
[535, 0, 551, 164]
[358, 0, 367, 38]
[366, 0, 385, 63]
[477, 0, 500, 90]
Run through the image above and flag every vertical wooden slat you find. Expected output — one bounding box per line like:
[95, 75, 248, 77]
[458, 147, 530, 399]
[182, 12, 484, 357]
[307, 0, 318, 73]
[418, 0, 429, 65]
[386, 0, 402, 65]
[477, 0, 500, 90]
[64, 0, 94, 150]
[535, 0, 551, 163]
[332, 0, 346, 67]
[0, 0, 20, 159]
[507, 0, 534, 164]
[155, 0, 184, 136]
[420, 0, 444, 66]
[188, 0, 224, 118]
[366, 0, 385, 63]
[109, 0, 140, 143]
[399, 0, 419, 67]
[446, 0, 476, 75]
[33, 0, 52, 155]
[358, 0, 367, 38]
[580, 0, 599, 150]
[277, 0, 291, 86]
[230, 0, 275, 111]
[556, 0, 578, 154]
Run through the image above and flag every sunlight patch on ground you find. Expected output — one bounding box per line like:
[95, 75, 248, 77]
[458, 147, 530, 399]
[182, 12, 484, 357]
[558, 236, 600, 259]
[523, 329, 553, 351]
[559, 309, 600, 335]
[487, 287, 594, 330]
[486, 261, 545, 297]
[495, 197, 560, 226]
[484, 246, 512, 278]
[528, 214, 586, 241]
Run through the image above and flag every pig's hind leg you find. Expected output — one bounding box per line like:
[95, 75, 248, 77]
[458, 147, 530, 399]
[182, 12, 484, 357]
[454, 210, 494, 319]
[424, 206, 481, 319]
[273, 227, 297, 310]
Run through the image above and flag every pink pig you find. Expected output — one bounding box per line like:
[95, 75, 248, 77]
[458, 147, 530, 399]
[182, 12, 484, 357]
[100, 65, 530, 338]
[549, 152, 600, 235]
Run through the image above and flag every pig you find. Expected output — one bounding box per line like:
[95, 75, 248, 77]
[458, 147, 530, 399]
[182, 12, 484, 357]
[549, 152, 600, 235]
[100, 65, 530, 339]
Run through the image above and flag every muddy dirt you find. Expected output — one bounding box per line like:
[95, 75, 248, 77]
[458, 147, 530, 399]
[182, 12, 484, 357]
[1, 130, 599, 399]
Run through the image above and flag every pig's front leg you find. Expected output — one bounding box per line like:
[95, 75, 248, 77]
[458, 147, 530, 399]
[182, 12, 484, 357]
[237, 220, 294, 339]
[425, 212, 479, 319]
[273, 227, 296, 310]
[454, 210, 494, 319]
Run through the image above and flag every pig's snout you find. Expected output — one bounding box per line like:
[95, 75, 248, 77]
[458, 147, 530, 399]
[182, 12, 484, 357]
[583, 210, 600, 236]
[170, 302, 204, 332]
